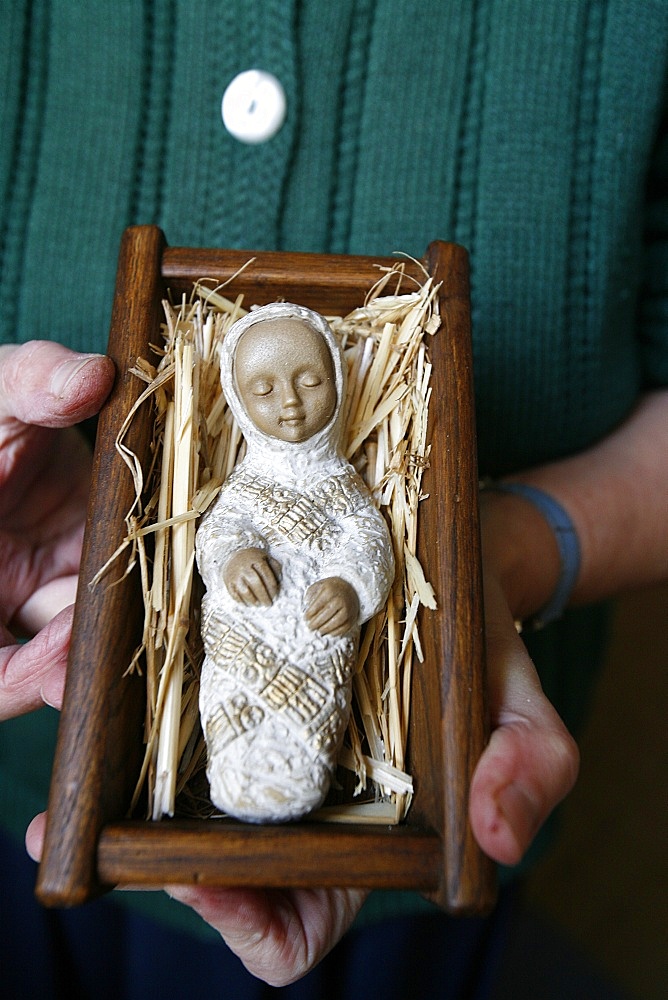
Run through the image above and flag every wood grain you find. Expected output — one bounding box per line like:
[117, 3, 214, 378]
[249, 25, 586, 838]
[36, 226, 165, 905]
[98, 821, 442, 891]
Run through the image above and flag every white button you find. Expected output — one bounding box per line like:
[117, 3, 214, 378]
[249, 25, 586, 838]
[221, 70, 286, 144]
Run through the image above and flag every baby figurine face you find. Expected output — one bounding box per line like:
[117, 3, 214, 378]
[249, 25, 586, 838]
[233, 317, 337, 443]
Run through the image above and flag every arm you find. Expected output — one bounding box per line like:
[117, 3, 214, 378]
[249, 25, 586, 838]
[471, 389, 668, 865]
[320, 490, 395, 624]
[482, 390, 668, 618]
[195, 487, 271, 596]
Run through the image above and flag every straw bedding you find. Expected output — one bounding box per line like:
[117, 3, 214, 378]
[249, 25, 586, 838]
[98, 261, 439, 824]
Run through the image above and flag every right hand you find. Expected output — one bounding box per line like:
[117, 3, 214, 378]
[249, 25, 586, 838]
[0, 340, 114, 721]
[223, 547, 281, 606]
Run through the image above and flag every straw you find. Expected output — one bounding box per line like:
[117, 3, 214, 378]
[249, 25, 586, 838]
[102, 264, 439, 822]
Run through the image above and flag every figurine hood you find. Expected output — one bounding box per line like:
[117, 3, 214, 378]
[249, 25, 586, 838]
[219, 302, 347, 481]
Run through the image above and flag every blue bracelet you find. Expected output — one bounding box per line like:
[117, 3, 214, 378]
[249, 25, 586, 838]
[485, 481, 581, 630]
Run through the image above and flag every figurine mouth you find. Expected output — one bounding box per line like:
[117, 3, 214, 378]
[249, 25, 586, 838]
[279, 412, 305, 427]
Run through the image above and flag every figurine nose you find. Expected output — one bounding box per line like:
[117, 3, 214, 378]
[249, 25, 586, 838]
[280, 380, 301, 408]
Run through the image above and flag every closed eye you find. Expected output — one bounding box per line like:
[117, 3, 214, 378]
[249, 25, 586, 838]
[299, 372, 323, 388]
[251, 381, 273, 396]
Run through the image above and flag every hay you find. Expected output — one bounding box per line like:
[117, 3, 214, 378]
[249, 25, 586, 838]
[103, 262, 439, 823]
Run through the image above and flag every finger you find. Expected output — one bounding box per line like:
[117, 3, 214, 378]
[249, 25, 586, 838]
[25, 811, 47, 863]
[0, 605, 72, 721]
[0, 341, 114, 428]
[244, 568, 272, 605]
[304, 580, 328, 614]
[305, 601, 345, 634]
[232, 570, 272, 606]
[469, 576, 579, 866]
[304, 584, 334, 628]
[0, 504, 84, 625]
[470, 708, 578, 866]
[12, 574, 78, 636]
[229, 578, 260, 605]
[250, 558, 280, 603]
[166, 885, 365, 987]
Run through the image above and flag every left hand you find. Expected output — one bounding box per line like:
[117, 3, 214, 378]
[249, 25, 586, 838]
[469, 386, 668, 864]
[0, 341, 115, 719]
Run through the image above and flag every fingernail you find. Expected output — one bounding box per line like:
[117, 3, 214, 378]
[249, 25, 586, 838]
[41, 670, 66, 710]
[165, 885, 196, 905]
[50, 355, 105, 398]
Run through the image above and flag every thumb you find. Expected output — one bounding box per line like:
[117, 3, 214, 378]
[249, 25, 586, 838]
[0, 341, 114, 428]
[0, 605, 72, 722]
[469, 575, 579, 866]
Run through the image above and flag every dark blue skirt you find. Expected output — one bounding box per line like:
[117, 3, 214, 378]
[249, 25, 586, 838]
[0, 829, 514, 1000]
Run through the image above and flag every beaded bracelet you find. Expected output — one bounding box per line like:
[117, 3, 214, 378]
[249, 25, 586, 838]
[483, 481, 581, 630]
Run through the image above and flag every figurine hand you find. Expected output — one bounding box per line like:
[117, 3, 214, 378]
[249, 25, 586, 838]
[224, 547, 281, 606]
[0, 341, 114, 721]
[304, 576, 360, 636]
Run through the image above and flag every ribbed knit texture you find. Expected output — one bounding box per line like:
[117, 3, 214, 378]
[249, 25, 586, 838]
[279, 0, 358, 252]
[128, 0, 176, 227]
[0, 0, 49, 339]
[3, 0, 663, 469]
[0, 0, 666, 941]
[641, 100, 668, 383]
[327, 0, 375, 254]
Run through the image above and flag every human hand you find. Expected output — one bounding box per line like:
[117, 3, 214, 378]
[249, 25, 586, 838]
[471, 391, 668, 862]
[223, 547, 281, 605]
[304, 576, 360, 636]
[24, 805, 365, 988]
[166, 885, 366, 987]
[469, 490, 580, 865]
[0, 340, 114, 720]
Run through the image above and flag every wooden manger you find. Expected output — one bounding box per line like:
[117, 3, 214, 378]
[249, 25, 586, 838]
[36, 225, 496, 914]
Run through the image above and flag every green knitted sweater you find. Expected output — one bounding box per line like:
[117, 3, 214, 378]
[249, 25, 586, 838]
[1, 0, 666, 936]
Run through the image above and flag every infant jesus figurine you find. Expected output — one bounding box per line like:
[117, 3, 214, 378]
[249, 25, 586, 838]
[195, 302, 394, 822]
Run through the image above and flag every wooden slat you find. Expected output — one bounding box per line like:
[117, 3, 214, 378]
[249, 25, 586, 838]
[416, 241, 496, 913]
[98, 821, 442, 891]
[37, 226, 166, 906]
[162, 245, 426, 312]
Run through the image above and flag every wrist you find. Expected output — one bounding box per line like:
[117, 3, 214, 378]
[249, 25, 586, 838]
[480, 482, 579, 626]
